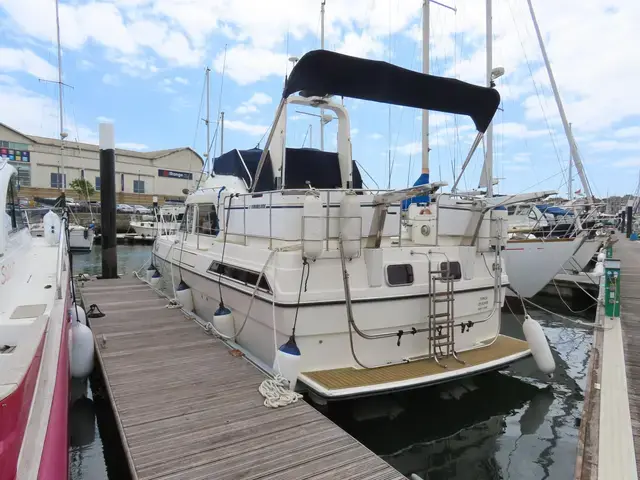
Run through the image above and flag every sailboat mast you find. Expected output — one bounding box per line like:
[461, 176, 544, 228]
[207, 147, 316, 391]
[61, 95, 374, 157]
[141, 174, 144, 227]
[205, 67, 211, 171]
[55, 0, 66, 192]
[526, 0, 593, 204]
[320, 0, 326, 151]
[421, 0, 430, 181]
[568, 123, 573, 200]
[484, 0, 493, 198]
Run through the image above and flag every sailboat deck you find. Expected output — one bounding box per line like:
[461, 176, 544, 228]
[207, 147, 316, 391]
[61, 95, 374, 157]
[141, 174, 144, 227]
[301, 335, 530, 396]
[80, 276, 404, 480]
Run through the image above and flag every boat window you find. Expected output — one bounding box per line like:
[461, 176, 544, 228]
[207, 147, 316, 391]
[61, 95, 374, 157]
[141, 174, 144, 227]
[440, 261, 462, 281]
[507, 206, 516, 215]
[386, 264, 414, 286]
[179, 206, 194, 233]
[207, 261, 271, 292]
[196, 203, 219, 236]
[5, 174, 26, 233]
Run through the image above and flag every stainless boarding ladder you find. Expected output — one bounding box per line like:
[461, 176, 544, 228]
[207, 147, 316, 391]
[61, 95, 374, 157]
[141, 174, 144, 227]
[429, 259, 464, 368]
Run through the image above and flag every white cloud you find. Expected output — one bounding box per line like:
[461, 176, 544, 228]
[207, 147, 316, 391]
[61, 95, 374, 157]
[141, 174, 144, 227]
[174, 76, 190, 85]
[0, 82, 95, 142]
[102, 74, 120, 86]
[493, 122, 548, 139]
[369, 133, 383, 140]
[351, 128, 359, 137]
[235, 92, 273, 114]
[0, 48, 57, 80]
[589, 140, 640, 152]
[613, 158, 640, 168]
[336, 31, 384, 59]
[224, 119, 269, 136]
[396, 141, 422, 155]
[216, 45, 288, 85]
[96, 116, 114, 123]
[117, 142, 149, 151]
[614, 126, 640, 139]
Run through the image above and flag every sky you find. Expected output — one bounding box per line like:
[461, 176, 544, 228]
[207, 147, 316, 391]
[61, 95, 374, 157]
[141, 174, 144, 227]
[1, 0, 639, 197]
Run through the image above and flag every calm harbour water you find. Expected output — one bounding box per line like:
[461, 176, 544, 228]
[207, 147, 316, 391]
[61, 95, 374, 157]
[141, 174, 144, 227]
[70, 245, 592, 480]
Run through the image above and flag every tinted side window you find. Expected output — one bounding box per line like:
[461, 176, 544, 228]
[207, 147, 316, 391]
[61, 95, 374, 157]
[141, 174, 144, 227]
[440, 261, 462, 280]
[207, 261, 271, 292]
[386, 264, 414, 286]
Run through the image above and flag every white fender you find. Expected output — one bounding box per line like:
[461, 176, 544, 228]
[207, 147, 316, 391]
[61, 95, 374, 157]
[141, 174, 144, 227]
[593, 262, 604, 277]
[522, 315, 555, 376]
[70, 304, 87, 326]
[71, 321, 95, 378]
[175, 281, 194, 312]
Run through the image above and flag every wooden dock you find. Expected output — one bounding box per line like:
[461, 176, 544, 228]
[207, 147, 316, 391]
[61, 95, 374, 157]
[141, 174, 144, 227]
[576, 237, 640, 480]
[79, 276, 405, 480]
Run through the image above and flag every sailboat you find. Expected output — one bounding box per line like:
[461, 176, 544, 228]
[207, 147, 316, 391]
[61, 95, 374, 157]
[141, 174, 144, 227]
[45, 2, 95, 252]
[0, 163, 72, 479]
[473, 0, 589, 299]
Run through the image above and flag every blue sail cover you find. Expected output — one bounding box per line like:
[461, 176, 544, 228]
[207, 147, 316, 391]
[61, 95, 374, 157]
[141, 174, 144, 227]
[536, 205, 574, 216]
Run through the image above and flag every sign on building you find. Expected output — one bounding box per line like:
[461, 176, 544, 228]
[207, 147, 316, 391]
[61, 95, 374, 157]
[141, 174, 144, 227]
[158, 169, 193, 180]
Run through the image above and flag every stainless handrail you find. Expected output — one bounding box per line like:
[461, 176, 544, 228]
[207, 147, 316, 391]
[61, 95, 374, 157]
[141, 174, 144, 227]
[55, 216, 68, 300]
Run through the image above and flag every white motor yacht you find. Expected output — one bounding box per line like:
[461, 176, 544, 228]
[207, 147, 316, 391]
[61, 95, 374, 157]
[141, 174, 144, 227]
[152, 50, 539, 399]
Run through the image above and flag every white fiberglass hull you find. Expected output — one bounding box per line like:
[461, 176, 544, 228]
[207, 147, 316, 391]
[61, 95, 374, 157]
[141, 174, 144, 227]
[504, 236, 585, 298]
[151, 236, 516, 397]
[560, 238, 602, 273]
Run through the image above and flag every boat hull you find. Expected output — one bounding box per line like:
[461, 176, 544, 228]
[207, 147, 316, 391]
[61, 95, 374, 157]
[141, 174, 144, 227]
[504, 236, 585, 298]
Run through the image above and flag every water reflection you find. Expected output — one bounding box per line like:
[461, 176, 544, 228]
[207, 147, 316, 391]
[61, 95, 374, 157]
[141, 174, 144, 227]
[321, 314, 592, 480]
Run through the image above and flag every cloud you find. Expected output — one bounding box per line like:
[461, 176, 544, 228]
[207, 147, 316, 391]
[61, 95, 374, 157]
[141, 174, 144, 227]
[396, 141, 422, 155]
[216, 45, 288, 85]
[589, 140, 640, 152]
[224, 119, 269, 136]
[117, 142, 149, 151]
[0, 48, 58, 80]
[102, 74, 120, 86]
[493, 122, 549, 139]
[235, 92, 273, 114]
[174, 76, 190, 85]
[0, 82, 95, 141]
[336, 31, 384, 59]
[368, 133, 383, 140]
[613, 158, 640, 168]
[614, 126, 640, 139]
[96, 116, 114, 123]
[351, 128, 359, 137]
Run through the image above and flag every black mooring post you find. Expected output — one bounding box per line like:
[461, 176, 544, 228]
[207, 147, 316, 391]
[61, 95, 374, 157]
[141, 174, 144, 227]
[627, 205, 633, 238]
[99, 123, 118, 279]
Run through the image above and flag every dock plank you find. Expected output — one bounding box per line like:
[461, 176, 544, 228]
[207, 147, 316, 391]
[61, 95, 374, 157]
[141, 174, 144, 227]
[80, 276, 404, 480]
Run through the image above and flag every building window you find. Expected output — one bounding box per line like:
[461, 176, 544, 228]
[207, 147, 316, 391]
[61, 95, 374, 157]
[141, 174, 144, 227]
[133, 180, 145, 194]
[50, 173, 66, 189]
[95, 177, 101, 191]
[120, 174, 124, 192]
[15, 164, 31, 187]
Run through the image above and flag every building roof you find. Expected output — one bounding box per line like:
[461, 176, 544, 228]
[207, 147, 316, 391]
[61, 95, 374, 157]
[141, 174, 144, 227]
[0, 122, 203, 165]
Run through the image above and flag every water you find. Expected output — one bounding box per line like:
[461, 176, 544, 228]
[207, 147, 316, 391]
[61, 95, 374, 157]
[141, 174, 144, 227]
[69, 245, 593, 480]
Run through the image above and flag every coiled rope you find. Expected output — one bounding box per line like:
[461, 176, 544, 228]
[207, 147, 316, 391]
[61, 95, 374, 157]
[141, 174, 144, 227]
[258, 374, 302, 408]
